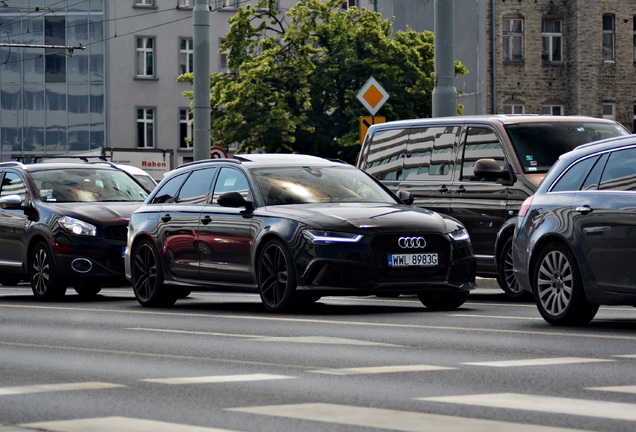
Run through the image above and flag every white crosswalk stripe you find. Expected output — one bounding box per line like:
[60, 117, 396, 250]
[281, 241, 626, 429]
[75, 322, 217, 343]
[228, 402, 579, 431]
[21, 416, 236, 432]
[0, 382, 124, 396]
[140, 373, 295, 385]
[587, 385, 636, 395]
[462, 357, 614, 367]
[418, 393, 636, 422]
[309, 365, 455, 375]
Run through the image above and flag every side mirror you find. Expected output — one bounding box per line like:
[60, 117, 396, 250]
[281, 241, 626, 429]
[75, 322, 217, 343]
[217, 191, 254, 211]
[473, 158, 515, 186]
[0, 194, 23, 209]
[396, 190, 414, 205]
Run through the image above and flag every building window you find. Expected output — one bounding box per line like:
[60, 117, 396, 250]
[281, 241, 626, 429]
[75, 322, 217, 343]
[45, 16, 66, 83]
[602, 103, 616, 120]
[542, 19, 562, 63]
[135, 0, 154, 6]
[503, 17, 524, 62]
[541, 105, 564, 115]
[179, 38, 193, 74]
[178, 0, 194, 7]
[136, 37, 155, 77]
[503, 103, 524, 114]
[342, 0, 358, 9]
[180, 109, 193, 149]
[603, 14, 615, 61]
[137, 108, 155, 148]
[220, 0, 238, 8]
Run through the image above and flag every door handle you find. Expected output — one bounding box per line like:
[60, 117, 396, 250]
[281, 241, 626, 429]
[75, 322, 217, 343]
[575, 205, 592, 215]
[455, 185, 466, 194]
[201, 215, 212, 225]
[161, 214, 172, 223]
[438, 185, 449, 193]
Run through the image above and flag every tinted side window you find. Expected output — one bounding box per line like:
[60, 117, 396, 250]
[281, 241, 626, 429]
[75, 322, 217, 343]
[0, 172, 28, 204]
[403, 126, 457, 181]
[362, 128, 408, 181]
[150, 172, 188, 204]
[460, 127, 506, 182]
[599, 147, 636, 191]
[581, 153, 608, 191]
[211, 167, 251, 204]
[551, 155, 598, 192]
[176, 168, 217, 204]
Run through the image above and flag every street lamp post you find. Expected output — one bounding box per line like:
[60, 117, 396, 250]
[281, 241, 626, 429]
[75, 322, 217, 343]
[193, 0, 211, 161]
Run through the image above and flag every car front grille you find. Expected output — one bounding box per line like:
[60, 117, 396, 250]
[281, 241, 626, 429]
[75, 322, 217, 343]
[104, 224, 128, 241]
[370, 233, 450, 282]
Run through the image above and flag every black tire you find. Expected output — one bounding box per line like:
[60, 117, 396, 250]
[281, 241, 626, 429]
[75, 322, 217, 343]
[532, 242, 598, 326]
[417, 291, 469, 311]
[74, 284, 102, 298]
[131, 239, 176, 307]
[0, 278, 20, 286]
[257, 239, 298, 312]
[30, 242, 67, 300]
[497, 236, 530, 300]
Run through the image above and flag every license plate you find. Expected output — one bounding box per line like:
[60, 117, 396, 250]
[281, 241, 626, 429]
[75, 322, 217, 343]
[388, 253, 438, 267]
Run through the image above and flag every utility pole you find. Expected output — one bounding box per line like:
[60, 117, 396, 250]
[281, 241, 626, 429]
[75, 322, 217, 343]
[193, 0, 211, 161]
[432, 0, 457, 117]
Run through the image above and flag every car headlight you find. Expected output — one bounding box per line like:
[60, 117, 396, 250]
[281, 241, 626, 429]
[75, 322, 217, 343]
[59, 216, 97, 236]
[448, 226, 470, 242]
[304, 230, 363, 244]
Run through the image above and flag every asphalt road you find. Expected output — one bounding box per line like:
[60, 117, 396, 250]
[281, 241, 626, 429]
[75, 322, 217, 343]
[1, 281, 635, 432]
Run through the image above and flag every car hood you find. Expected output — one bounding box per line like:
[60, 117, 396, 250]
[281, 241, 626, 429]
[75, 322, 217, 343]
[48, 202, 142, 224]
[265, 203, 455, 233]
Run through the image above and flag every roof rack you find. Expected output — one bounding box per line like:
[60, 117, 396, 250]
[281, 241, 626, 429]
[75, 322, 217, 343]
[10, 155, 108, 164]
[176, 158, 239, 170]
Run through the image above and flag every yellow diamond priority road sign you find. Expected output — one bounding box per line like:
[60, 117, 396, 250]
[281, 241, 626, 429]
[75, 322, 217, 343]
[357, 77, 389, 116]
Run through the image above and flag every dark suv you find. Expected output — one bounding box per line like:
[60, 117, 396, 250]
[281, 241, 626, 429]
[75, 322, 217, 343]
[357, 115, 629, 298]
[0, 161, 148, 299]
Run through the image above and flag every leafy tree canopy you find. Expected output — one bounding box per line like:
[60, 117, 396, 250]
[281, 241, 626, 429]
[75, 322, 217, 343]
[180, 0, 468, 163]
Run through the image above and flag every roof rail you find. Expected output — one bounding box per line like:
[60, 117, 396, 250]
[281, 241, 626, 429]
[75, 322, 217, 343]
[0, 161, 26, 168]
[176, 158, 239, 170]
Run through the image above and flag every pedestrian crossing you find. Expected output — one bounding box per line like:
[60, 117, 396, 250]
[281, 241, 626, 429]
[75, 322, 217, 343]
[3, 355, 636, 431]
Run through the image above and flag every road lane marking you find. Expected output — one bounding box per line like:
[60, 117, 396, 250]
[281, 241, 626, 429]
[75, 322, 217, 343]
[418, 393, 636, 422]
[309, 365, 455, 375]
[451, 314, 543, 320]
[614, 354, 636, 358]
[228, 402, 579, 431]
[140, 374, 294, 385]
[21, 416, 236, 432]
[127, 328, 400, 346]
[588, 385, 636, 394]
[2, 303, 636, 342]
[462, 357, 614, 367]
[0, 382, 124, 396]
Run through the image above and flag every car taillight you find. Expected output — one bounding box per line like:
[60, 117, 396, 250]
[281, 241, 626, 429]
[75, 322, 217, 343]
[518, 195, 534, 217]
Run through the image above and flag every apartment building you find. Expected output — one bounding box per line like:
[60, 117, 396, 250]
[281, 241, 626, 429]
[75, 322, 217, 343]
[489, 0, 636, 131]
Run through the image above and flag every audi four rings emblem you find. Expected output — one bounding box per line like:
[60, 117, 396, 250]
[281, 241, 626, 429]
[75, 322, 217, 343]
[398, 236, 426, 249]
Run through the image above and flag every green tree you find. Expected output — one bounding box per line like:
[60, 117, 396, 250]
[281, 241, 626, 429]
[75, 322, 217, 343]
[179, 0, 467, 163]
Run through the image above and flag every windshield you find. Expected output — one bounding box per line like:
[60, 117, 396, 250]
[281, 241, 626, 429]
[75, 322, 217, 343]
[252, 165, 397, 205]
[31, 168, 149, 203]
[505, 122, 629, 174]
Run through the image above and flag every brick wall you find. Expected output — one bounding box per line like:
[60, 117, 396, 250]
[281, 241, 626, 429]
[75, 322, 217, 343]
[488, 0, 636, 131]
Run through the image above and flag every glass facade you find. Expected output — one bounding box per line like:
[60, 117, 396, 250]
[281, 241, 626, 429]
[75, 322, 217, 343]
[0, 1, 105, 160]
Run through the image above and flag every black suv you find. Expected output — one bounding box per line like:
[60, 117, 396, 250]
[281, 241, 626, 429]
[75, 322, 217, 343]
[0, 161, 148, 299]
[357, 115, 630, 298]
